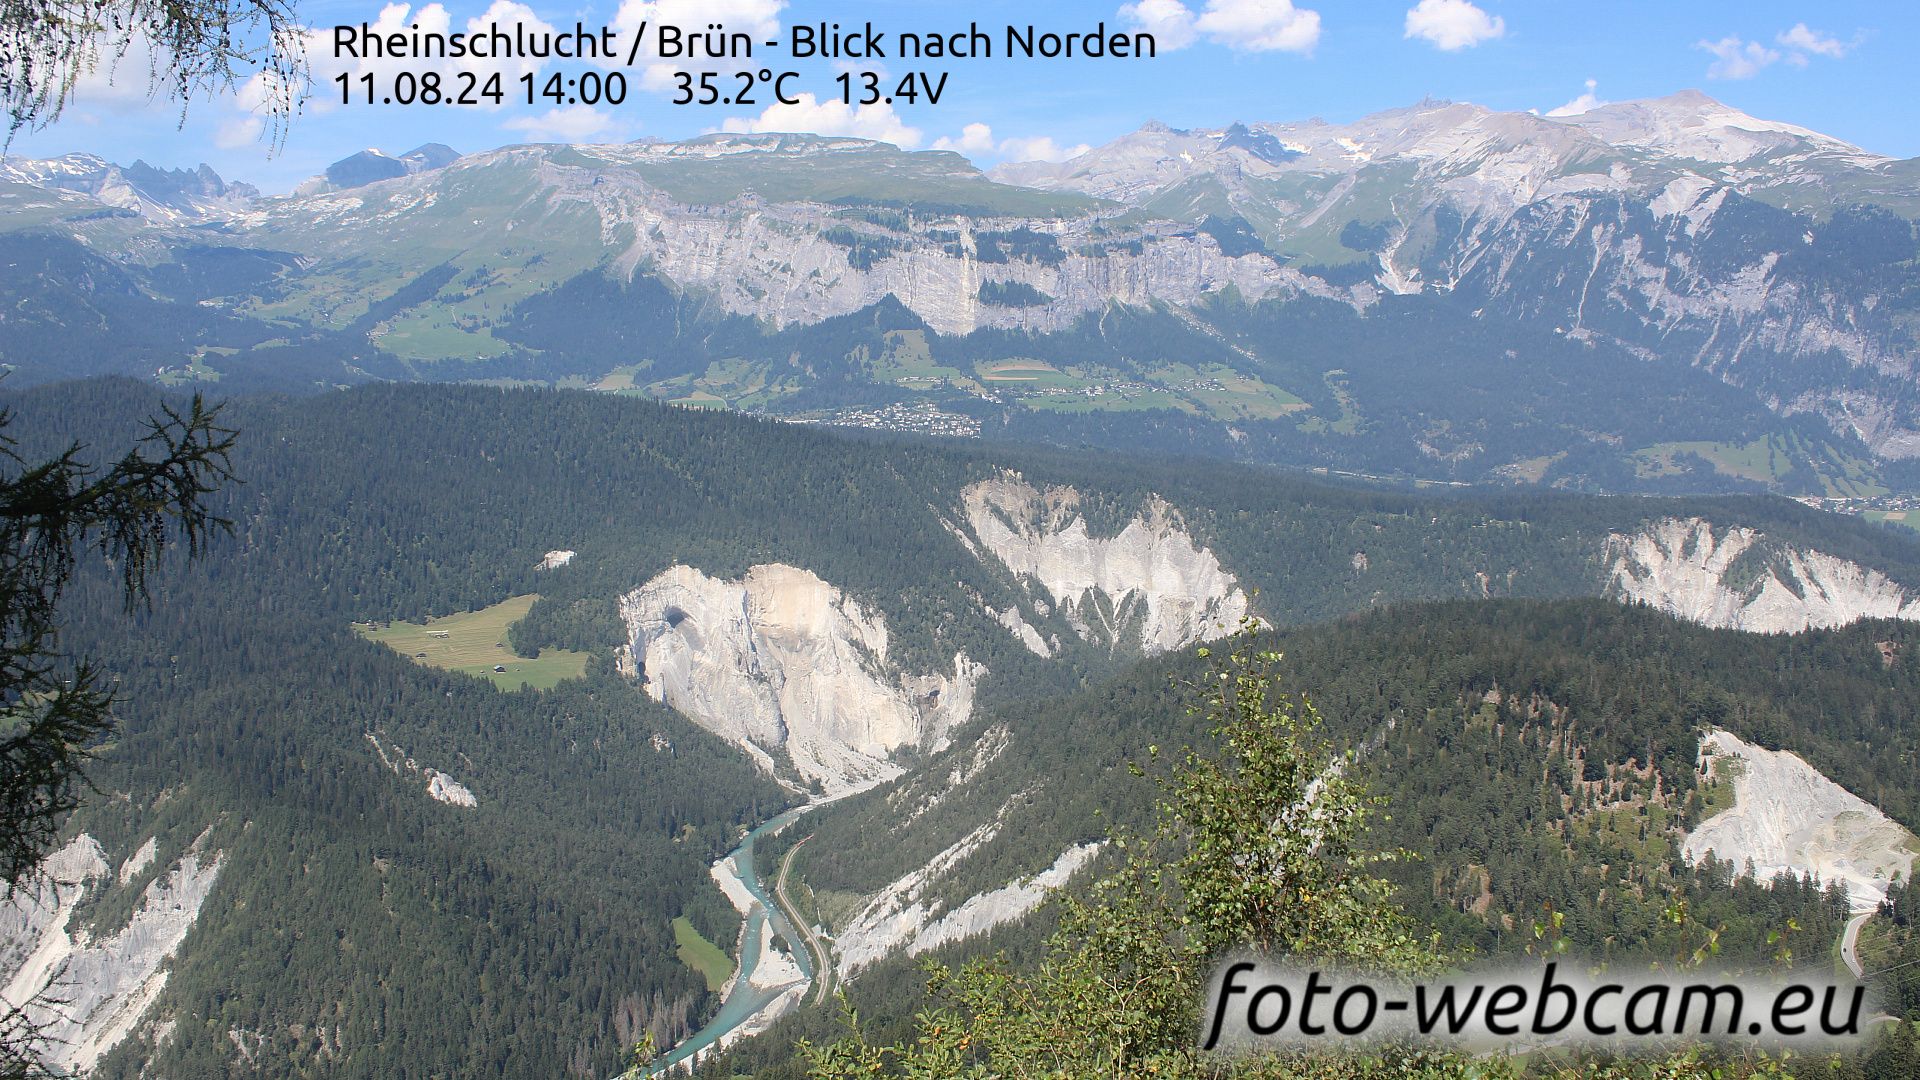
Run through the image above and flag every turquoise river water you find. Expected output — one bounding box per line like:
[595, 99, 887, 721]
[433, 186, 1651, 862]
[650, 806, 816, 1073]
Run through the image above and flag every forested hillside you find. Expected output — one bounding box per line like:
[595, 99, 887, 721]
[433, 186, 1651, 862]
[9, 379, 1920, 1076]
[791, 600, 1919, 947]
[724, 601, 1920, 1078]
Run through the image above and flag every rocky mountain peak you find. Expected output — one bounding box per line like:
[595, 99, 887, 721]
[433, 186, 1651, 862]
[0, 152, 254, 220]
[1549, 90, 1882, 166]
[305, 142, 464, 193]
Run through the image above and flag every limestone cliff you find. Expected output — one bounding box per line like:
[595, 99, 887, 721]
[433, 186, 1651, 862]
[0, 833, 223, 1073]
[1604, 517, 1920, 632]
[1684, 730, 1917, 911]
[959, 475, 1249, 654]
[620, 564, 982, 795]
[834, 842, 1101, 978]
[830, 800, 1099, 977]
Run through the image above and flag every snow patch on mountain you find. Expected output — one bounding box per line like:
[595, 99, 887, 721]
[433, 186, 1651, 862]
[620, 564, 983, 795]
[0, 153, 256, 223]
[960, 475, 1248, 653]
[0, 833, 223, 1073]
[1684, 730, 1918, 912]
[1604, 517, 1920, 632]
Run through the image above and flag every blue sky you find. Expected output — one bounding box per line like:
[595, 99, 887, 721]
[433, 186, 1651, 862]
[6, 0, 1916, 192]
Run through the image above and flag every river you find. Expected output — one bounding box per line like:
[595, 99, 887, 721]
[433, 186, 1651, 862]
[650, 805, 817, 1074]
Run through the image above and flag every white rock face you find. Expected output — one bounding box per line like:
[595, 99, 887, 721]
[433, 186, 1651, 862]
[366, 733, 479, 808]
[0, 833, 224, 1073]
[1684, 730, 1918, 912]
[117, 838, 158, 885]
[989, 605, 1055, 658]
[834, 827, 1100, 977]
[538, 549, 577, 570]
[1605, 518, 1920, 632]
[834, 817, 1006, 975]
[620, 564, 983, 795]
[884, 724, 1013, 827]
[426, 771, 478, 807]
[960, 475, 1249, 654]
[532, 142, 1325, 336]
[901, 843, 1102, 959]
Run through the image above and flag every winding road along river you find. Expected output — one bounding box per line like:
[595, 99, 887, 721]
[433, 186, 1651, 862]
[651, 807, 817, 1074]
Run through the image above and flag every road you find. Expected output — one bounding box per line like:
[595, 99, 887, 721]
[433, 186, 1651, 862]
[643, 807, 815, 1076]
[775, 835, 834, 1006]
[1842, 911, 1871, 979]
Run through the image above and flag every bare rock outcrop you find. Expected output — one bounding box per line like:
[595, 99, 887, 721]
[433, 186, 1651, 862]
[1684, 730, 1917, 912]
[620, 564, 982, 795]
[960, 475, 1249, 654]
[366, 733, 479, 808]
[833, 824, 1100, 977]
[1604, 517, 1920, 632]
[1, 833, 223, 1073]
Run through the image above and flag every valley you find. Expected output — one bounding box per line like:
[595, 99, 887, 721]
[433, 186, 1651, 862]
[654, 807, 819, 1074]
[6, 90, 1920, 498]
[5, 76, 1920, 1079]
[6, 379, 1920, 1076]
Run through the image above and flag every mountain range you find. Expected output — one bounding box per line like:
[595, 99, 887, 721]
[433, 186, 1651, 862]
[3, 91, 1919, 496]
[7, 90, 1920, 1078]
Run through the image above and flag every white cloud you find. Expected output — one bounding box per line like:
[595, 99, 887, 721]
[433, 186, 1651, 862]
[1403, 0, 1505, 51]
[465, 0, 563, 81]
[214, 115, 265, 149]
[929, 123, 1090, 164]
[1697, 35, 1781, 80]
[719, 94, 921, 147]
[933, 122, 997, 155]
[1117, 0, 1199, 51]
[287, 1, 562, 115]
[503, 104, 628, 142]
[1194, 0, 1321, 52]
[1545, 78, 1606, 117]
[1776, 23, 1850, 63]
[1116, 0, 1320, 54]
[67, 34, 167, 107]
[197, 0, 566, 155]
[996, 135, 1092, 164]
